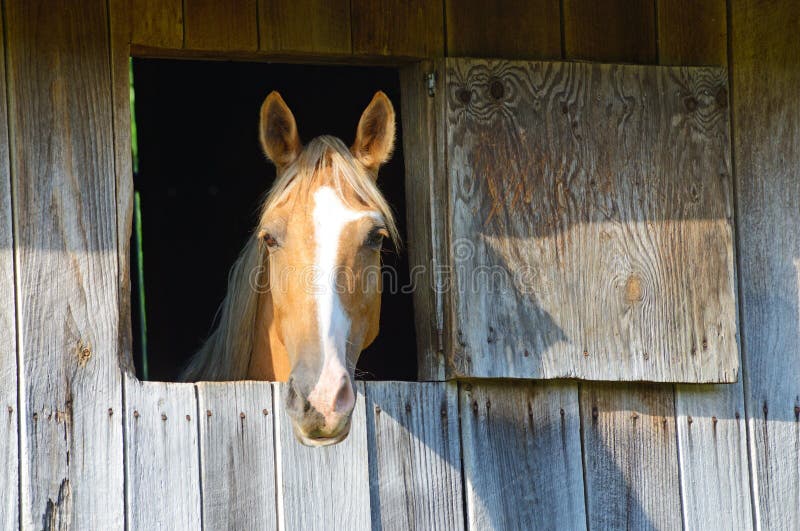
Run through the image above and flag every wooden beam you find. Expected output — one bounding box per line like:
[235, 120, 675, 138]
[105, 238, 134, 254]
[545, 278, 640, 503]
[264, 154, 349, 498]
[5, 1, 124, 527]
[0, 7, 18, 529]
[351, 0, 444, 58]
[563, 0, 657, 63]
[445, 0, 561, 59]
[131, 0, 184, 49]
[184, 0, 258, 51]
[258, 0, 351, 55]
[731, 1, 800, 527]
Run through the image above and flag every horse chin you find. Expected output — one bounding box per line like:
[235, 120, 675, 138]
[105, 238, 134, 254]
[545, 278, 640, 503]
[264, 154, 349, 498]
[294, 419, 352, 447]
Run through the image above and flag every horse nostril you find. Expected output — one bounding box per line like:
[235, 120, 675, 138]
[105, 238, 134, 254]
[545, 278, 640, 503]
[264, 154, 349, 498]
[334, 379, 355, 413]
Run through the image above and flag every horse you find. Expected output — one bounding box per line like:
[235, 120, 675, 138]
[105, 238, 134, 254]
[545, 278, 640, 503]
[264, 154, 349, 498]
[181, 91, 400, 447]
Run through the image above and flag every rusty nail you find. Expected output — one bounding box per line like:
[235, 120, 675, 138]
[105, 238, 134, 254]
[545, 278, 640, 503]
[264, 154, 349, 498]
[133, 410, 139, 418]
[206, 409, 212, 417]
[631, 412, 639, 420]
[240, 412, 246, 419]
[7, 406, 13, 414]
[108, 408, 113, 416]
[687, 416, 693, 425]
[735, 411, 741, 420]
[374, 406, 381, 414]
[32, 412, 38, 421]
[559, 408, 565, 417]
[591, 407, 598, 420]
[712, 416, 718, 426]
[583, 350, 589, 358]
[186, 414, 191, 421]
[161, 413, 167, 421]
[262, 408, 269, 416]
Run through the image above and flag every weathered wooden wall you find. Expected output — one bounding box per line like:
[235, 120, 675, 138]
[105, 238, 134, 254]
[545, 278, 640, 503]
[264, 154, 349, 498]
[0, 0, 797, 529]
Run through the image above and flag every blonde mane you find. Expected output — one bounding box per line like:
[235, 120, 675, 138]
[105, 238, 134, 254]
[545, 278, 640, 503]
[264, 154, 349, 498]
[180, 136, 399, 381]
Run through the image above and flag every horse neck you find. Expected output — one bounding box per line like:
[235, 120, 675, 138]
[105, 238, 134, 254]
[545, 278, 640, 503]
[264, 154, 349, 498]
[247, 283, 292, 381]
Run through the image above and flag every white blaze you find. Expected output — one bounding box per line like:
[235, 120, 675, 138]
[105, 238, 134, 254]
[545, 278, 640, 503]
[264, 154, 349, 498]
[308, 186, 373, 413]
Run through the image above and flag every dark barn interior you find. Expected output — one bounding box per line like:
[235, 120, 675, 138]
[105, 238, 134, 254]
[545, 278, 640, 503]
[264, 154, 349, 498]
[131, 59, 416, 382]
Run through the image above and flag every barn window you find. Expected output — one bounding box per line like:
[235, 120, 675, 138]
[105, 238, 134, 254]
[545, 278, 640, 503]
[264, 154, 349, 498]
[129, 59, 417, 381]
[125, 56, 738, 386]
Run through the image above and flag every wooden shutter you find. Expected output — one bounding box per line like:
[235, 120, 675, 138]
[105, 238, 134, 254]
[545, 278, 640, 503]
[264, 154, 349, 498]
[404, 58, 738, 383]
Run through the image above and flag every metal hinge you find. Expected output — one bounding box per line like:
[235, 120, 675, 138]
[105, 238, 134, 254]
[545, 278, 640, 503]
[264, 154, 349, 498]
[426, 72, 436, 97]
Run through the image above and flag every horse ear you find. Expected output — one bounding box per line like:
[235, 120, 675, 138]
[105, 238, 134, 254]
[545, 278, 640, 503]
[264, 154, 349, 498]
[259, 91, 302, 168]
[352, 91, 395, 175]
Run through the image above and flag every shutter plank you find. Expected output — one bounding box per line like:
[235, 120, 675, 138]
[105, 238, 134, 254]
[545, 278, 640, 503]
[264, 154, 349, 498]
[184, 0, 258, 51]
[258, 0, 351, 55]
[446, 58, 736, 383]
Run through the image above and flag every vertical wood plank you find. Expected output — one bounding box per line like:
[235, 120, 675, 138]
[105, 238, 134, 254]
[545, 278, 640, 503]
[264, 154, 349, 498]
[258, 0, 351, 55]
[445, 0, 561, 59]
[365, 382, 464, 530]
[0, 7, 18, 529]
[732, 1, 800, 528]
[580, 384, 682, 530]
[460, 382, 586, 530]
[275, 381, 371, 529]
[124, 379, 201, 530]
[399, 62, 449, 381]
[563, 0, 657, 63]
[351, 0, 444, 58]
[108, 0, 137, 377]
[660, 4, 755, 528]
[184, 0, 258, 51]
[5, 1, 124, 528]
[196, 382, 276, 530]
[657, 0, 727, 66]
[563, 7, 682, 529]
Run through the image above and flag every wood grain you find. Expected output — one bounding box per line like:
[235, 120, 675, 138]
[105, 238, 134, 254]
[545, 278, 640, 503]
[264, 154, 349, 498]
[184, 0, 258, 51]
[581, 384, 682, 530]
[5, 1, 125, 528]
[732, 1, 800, 528]
[399, 62, 450, 380]
[109, 0, 137, 377]
[351, 0, 444, 58]
[563, 0, 657, 63]
[258, 0, 351, 55]
[446, 58, 737, 383]
[459, 381, 586, 529]
[130, 0, 183, 48]
[0, 9, 18, 530]
[657, 0, 727, 66]
[659, 5, 754, 528]
[365, 382, 464, 530]
[196, 382, 276, 530]
[445, 0, 561, 60]
[275, 381, 371, 529]
[124, 379, 201, 530]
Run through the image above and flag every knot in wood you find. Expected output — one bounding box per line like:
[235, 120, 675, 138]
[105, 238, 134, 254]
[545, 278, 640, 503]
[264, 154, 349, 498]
[684, 96, 698, 112]
[457, 87, 471, 105]
[489, 80, 504, 100]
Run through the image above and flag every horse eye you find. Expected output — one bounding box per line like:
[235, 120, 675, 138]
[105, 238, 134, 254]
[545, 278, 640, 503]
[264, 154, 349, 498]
[262, 233, 279, 248]
[365, 228, 388, 249]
